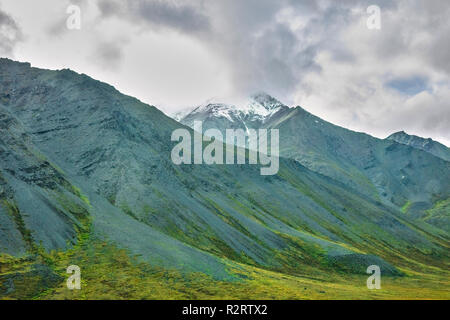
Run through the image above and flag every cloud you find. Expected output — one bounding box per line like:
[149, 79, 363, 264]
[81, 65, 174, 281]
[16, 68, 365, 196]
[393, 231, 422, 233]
[91, 40, 126, 70]
[94, 0, 316, 98]
[89, 0, 450, 143]
[0, 6, 22, 56]
[3, 0, 448, 144]
[97, 0, 210, 33]
[89, 1, 402, 101]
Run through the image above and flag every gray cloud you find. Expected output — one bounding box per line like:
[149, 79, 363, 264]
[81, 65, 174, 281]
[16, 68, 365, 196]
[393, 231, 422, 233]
[0, 6, 22, 56]
[92, 40, 126, 70]
[206, 0, 323, 99]
[91, 0, 402, 100]
[97, 0, 210, 33]
[95, 0, 313, 98]
[90, 0, 450, 143]
[97, 0, 122, 18]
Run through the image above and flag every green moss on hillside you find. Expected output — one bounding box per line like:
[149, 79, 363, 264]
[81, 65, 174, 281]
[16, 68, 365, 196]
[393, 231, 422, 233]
[1, 233, 449, 300]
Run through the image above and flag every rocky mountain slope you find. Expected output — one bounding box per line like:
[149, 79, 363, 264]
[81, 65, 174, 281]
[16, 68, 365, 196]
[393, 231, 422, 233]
[178, 95, 450, 228]
[1, 59, 449, 298]
[387, 131, 450, 162]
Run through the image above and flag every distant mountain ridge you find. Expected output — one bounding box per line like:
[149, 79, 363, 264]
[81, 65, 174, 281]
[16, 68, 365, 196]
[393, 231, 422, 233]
[387, 131, 450, 161]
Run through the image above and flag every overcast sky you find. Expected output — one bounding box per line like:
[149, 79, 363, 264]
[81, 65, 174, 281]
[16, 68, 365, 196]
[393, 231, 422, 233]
[0, 0, 449, 145]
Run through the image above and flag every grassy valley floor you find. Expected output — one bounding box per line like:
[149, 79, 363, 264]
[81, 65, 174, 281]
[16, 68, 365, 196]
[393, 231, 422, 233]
[1, 233, 449, 300]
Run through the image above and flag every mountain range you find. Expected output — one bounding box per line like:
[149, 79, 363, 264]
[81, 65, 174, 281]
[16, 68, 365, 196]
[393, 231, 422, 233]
[0, 58, 449, 299]
[177, 94, 450, 223]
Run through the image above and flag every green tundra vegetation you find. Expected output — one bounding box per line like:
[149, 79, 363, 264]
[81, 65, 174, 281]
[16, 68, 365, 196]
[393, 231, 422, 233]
[1, 228, 448, 300]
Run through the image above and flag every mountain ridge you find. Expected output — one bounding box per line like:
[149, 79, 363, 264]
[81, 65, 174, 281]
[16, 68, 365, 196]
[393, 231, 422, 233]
[387, 130, 450, 161]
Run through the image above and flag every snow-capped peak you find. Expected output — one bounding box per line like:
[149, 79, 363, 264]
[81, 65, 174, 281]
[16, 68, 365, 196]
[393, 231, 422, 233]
[180, 93, 288, 124]
[194, 103, 238, 122]
[241, 93, 288, 118]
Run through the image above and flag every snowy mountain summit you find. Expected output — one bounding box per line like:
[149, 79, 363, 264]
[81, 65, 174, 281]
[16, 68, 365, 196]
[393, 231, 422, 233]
[244, 92, 289, 119]
[176, 92, 290, 131]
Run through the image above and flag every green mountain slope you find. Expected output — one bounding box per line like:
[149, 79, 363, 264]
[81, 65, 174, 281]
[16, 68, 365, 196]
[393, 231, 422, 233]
[1, 59, 449, 299]
[265, 107, 450, 232]
[179, 95, 450, 232]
